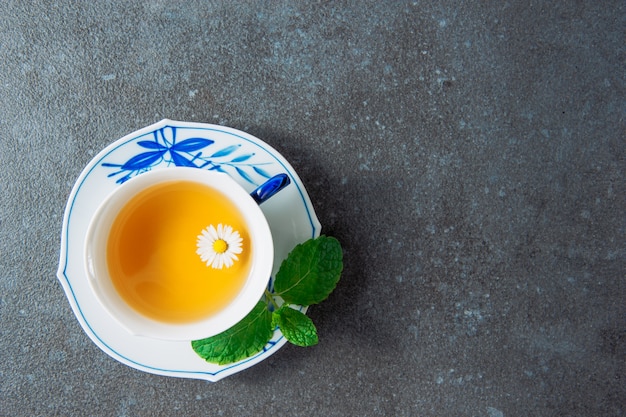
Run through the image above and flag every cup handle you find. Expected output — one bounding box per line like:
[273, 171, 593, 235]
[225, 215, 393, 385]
[250, 174, 291, 205]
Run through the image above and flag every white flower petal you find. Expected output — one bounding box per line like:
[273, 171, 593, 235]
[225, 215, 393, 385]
[196, 223, 245, 269]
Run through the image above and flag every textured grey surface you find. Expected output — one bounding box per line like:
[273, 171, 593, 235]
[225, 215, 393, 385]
[1, 1, 624, 416]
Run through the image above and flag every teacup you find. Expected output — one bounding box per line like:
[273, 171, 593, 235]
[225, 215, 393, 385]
[84, 167, 282, 341]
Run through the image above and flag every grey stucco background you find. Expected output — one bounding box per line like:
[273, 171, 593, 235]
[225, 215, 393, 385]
[1, 1, 624, 416]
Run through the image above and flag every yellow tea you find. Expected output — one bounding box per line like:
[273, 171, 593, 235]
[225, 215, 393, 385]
[106, 180, 252, 323]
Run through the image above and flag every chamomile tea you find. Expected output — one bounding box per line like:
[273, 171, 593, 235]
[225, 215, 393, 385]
[106, 180, 252, 324]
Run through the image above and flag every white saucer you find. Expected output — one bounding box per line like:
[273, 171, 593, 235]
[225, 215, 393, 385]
[57, 119, 321, 381]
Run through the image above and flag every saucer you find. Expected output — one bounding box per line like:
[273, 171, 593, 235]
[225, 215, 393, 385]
[56, 119, 321, 381]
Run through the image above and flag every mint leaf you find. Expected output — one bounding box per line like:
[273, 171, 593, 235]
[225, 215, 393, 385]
[273, 306, 318, 347]
[191, 301, 273, 365]
[274, 235, 343, 306]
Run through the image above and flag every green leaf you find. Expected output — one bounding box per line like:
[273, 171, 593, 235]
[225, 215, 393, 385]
[273, 306, 318, 347]
[274, 235, 343, 306]
[191, 301, 273, 365]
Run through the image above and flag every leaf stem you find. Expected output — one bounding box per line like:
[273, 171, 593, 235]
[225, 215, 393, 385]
[264, 289, 280, 311]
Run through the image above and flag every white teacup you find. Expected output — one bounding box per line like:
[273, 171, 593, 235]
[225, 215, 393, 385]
[84, 167, 276, 341]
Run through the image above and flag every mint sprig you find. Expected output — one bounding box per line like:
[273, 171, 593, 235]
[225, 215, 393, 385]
[192, 235, 343, 365]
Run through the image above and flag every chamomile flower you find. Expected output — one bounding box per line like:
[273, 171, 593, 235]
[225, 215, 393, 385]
[196, 224, 243, 269]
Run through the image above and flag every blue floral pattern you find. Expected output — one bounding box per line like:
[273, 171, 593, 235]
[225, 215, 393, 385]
[102, 126, 273, 185]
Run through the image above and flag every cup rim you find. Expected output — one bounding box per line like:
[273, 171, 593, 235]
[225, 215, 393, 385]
[84, 167, 274, 341]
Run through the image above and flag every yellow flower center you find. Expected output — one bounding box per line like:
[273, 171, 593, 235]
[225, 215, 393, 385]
[212, 239, 228, 254]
